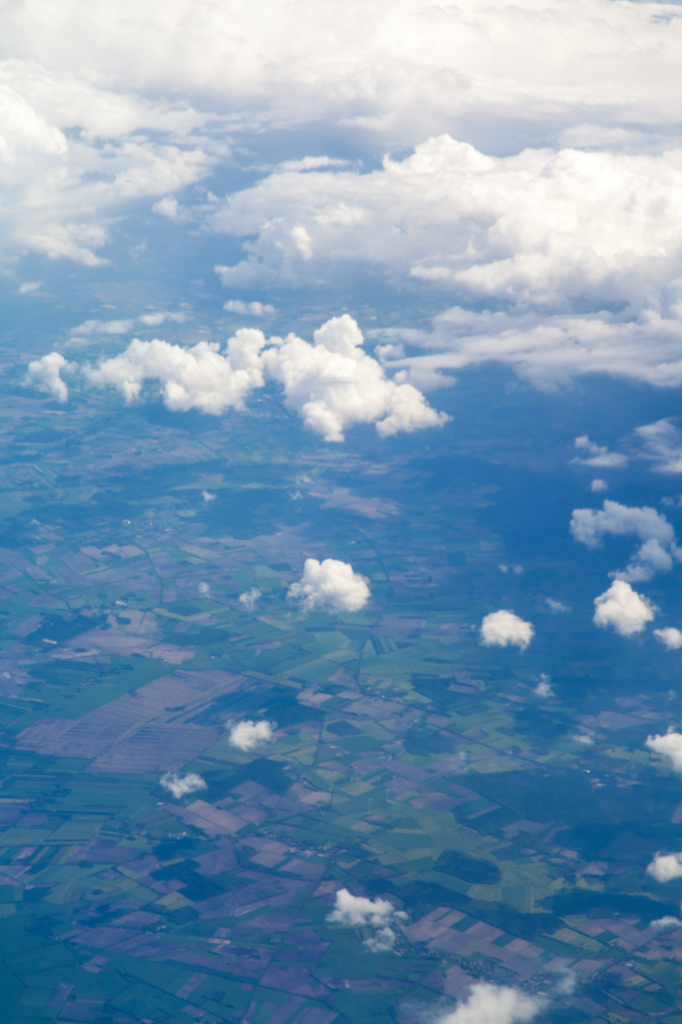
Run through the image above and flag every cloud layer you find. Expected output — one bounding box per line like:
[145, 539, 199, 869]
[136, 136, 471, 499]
[480, 611, 533, 651]
[288, 558, 370, 613]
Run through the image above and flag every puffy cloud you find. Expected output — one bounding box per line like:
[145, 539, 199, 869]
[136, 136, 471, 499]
[85, 333, 267, 412]
[160, 771, 206, 799]
[238, 587, 262, 612]
[0, 59, 213, 267]
[228, 719, 274, 751]
[480, 611, 533, 651]
[573, 436, 627, 469]
[570, 500, 680, 582]
[647, 852, 682, 883]
[646, 730, 682, 772]
[287, 558, 370, 614]
[652, 916, 682, 930]
[326, 888, 406, 953]
[593, 580, 656, 637]
[210, 137, 682, 318]
[590, 479, 608, 493]
[24, 351, 72, 402]
[535, 675, 553, 698]
[655, 628, 682, 651]
[60, 315, 447, 441]
[433, 983, 544, 1024]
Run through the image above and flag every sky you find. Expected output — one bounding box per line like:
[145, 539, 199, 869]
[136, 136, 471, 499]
[4, 0, 682, 406]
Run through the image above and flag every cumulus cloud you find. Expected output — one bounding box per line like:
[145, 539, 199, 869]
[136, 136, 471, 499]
[228, 719, 274, 751]
[593, 580, 656, 636]
[655, 628, 682, 651]
[646, 730, 682, 773]
[238, 587, 262, 611]
[326, 888, 406, 953]
[572, 435, 626, 469]
[433, 983, 544, 1024]
[24, 352, 72, 402]
[480, 611, 533, 651]
[570, 500, 681, 582]
[3, 0, 682, 152]
[0, 59, 214, 268]
[54, 315, 449, 441]
[160, 771, 206, 799]
[647, 852, 682, 883]
[651, 916, 682, 930]
[288, 558, 370, 614]
[535, 675, 553, 698]
[590, 479, 608, 493]
[209, 137, 682, 321]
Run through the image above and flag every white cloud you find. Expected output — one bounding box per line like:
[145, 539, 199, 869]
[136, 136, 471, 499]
[382, 305, 682, 394]
[573, 435, 627, 469]
[546, 597, 570, 613]
[201, 490, 216, 503]
[24, 352, 72, 402]
[570, 500, 680, 582]
[198, 581, 210, 597]
[326, 888, 406, 952]
[160, 771, 206, 799]
[590, 479, 608, 493]
[651, 916, 682, 930]
[19, 280, 42, 294]
[636, 419, 682, 473]
[287, 558, 370, 614]
[480, 610, 533, 651]
[327, 889, 397, 928]
[433, 983, 544, 1024]
[535, 675, 553, 698]
[260, 314, 450, 442]
[646, 730, 682, 773]
[572, 732, 594, 746]
[0, 59, 214, 268]
[64, 315, 448, 441]
[209, 136, 682, 321]
[224, 299, 275, 316]
[363, 926, 397, 953]
[647, 852, 682, 883]
[655, 628, 682, 651]
[228, 719, 274, 751]
[4, 0, 682, 151]
[238, 587, 262, 611]
[593, 580, 656, 637]
[85, 333, 267, 412]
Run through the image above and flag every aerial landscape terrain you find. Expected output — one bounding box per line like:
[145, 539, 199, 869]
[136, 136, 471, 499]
[2, 2, 682, 1023]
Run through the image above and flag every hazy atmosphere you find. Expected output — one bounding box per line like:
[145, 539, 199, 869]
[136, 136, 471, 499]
[2, 3, 682, 1023]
